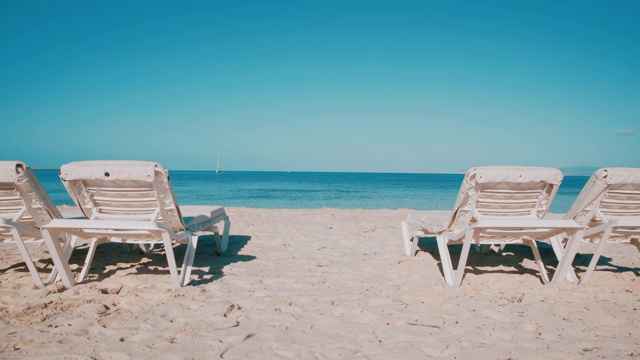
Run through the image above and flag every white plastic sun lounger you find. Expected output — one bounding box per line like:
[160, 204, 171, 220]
[41, 161, 231, 289]
[549, 168, 640, 285]
[0, 161, 72, 288]
[401, 166, 584, 287]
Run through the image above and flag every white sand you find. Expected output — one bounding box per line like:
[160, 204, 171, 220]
[1, 207, 638, 359]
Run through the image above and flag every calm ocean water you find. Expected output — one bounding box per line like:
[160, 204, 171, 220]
[34, 170, 589, 213]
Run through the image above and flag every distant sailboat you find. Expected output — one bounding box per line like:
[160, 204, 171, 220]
[216, 153, 222, 173]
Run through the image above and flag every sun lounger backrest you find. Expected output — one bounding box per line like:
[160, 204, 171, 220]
[449, 167, 563, 232]
[0, 161, 62, 230]
[59, 161, 186, 232]
[566, 168, 640, 226]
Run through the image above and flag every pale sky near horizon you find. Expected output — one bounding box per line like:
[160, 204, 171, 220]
[1, 1, 638, 173]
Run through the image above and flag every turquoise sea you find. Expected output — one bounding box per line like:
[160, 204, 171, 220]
[35, 170, 589, 213]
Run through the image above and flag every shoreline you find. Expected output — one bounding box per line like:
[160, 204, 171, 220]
[34, 171, 593, 213]
[35, 168, 598, 177]
[1, 207, 638, 358]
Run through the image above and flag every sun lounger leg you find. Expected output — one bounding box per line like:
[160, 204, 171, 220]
[452, 231, 475, 287]
[579, 228, 614, 285]
[42, 228, 76, 288]
[78, 238, 105, 283]
[525, 239, 550, 284]
[139, 244, 153, 253]
[436, 234, 455, 286]
[479, 244, 491, 254]
[548, 235, 579, 283]
[401, 221, 418, 256]
[216, 216, 230, 255]
[161, 232, 181, 290]
[47, 235, 79, 285]
[181, 235, 198, 287]
[10, 228, 45, 288]
[551, 230, 584, 285]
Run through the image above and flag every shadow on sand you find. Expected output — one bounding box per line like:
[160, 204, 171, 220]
[53, 234, 255, 287]
[415, 236, 640, 284]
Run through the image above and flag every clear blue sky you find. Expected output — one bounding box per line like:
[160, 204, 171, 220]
[1, 1, 638, 173]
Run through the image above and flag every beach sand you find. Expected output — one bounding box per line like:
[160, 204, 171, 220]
[1, 207, 638, 359]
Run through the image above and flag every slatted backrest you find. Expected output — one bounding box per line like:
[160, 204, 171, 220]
[598, 187, 640, 219]
[60, 161, 186, 233]
[568, 168, 640, 226]
[476, 182, 556, 218]
[65, 179, 160, 220]
[449, 167, 563, 232]
[0, 161, 62, 231]
[0, 181, 29, 224]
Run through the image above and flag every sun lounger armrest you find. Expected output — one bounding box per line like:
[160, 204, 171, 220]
[471, 219, 583, 230]
[44, 219, 173, 232]
[180, 205, 227, 231]
[607, 217, 640, 228]
[0, 218, 42, 237]
[585, 218, 640, 237]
